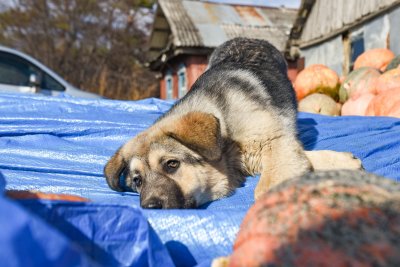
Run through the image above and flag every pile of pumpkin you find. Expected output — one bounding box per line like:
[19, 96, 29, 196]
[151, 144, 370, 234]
[294, 49, 400, 118]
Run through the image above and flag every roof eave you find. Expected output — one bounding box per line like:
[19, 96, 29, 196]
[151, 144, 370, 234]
[148, 46, 213, 71]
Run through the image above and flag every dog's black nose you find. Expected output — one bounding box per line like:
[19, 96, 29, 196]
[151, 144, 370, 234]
[142, 198, 163, 209]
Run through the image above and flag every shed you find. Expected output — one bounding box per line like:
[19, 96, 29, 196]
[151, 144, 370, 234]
[148, 0, 298, 99]
[287, 0, 400, 76]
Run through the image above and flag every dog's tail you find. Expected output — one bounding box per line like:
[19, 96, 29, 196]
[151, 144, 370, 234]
[208, 37, 288, 74]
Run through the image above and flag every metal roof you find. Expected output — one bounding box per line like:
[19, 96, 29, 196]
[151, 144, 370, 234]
[149, 0, 297, 62]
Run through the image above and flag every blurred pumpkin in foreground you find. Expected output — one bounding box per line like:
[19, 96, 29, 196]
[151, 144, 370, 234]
[224, 170, 400, 267]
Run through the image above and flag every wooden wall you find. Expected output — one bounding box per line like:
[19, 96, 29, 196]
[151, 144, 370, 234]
[300, 0, 399, 46]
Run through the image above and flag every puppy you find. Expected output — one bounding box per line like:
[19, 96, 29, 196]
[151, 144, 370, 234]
[104, 38, 362, 209]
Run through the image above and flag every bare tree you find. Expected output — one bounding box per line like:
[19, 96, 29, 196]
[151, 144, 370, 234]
[0, 0, 159, 100]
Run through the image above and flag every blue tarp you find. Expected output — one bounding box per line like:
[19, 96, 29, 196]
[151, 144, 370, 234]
[0, 92, 400, 267]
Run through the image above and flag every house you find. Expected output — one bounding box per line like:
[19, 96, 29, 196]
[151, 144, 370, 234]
[148, 0, 299, 100]
[286, 0, 400, 76]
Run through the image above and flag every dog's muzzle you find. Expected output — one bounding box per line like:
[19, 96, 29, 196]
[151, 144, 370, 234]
[140, 176, 195, 209]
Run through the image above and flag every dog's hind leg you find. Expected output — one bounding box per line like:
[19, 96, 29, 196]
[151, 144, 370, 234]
[254, 137, 312, 200]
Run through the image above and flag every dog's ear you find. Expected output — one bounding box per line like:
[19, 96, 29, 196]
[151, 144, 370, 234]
[167, 112, 222, 161]
[104, 148, 126, 192]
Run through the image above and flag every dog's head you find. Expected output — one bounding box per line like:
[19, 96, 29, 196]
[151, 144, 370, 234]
[104, 112, 231, 209]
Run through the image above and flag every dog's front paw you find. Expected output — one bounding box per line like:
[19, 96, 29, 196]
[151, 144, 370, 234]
[211, 256, 229, 267]
[254, 178, 271, 200]
[306, 150, 363, 171]
[254, 185, 266, 201]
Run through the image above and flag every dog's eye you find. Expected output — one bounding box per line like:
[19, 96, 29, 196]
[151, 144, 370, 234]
[165, 160, 180, 171]
[133, 175, 142, 188]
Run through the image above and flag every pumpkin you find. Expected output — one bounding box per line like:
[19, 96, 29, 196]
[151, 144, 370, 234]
[298, 93, 341, 116]
[6, 190, 89, 202]
[228, 170, 400, 267]
[293, 64, 340, 101]
[386, 55, 400, 71]
[339, 67, 380, 103]
[354, 48, 395, 72]
[375, 68, 400, 94]
[365, 88, 400, 118]
[341, 93, 375, 116]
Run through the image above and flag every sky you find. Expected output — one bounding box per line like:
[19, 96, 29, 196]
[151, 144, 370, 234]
[201, 0, 301, 8]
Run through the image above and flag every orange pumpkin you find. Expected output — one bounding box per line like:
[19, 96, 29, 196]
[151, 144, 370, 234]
[341, 93, 375, 116]
[365, 88, 400, 118]
[375, 68, 400, 94]
[354, 48, 395, 72]
[339, 67, 380, 103]
[228, 170, 400, 267]
[298, 93, 341, 116]
[294, 64, 340, 101]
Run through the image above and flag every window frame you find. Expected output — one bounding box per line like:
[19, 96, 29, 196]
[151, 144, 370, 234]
[165, 69, 174, 100]
[177, 64, 187, 98]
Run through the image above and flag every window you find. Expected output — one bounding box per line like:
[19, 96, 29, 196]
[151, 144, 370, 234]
[165, 70, 173, 100]
[42, 72, 65, 91]
[350, 33, 365, 70]
[177, 64, 187, 98]
[0, 51, 34, 86]
[0, 51, 65, 91]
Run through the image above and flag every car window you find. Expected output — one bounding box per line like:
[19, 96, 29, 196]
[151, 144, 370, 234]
[0, 51, 33, 86]
[42, 72, 65, 91]
[0, 51, 65, 92]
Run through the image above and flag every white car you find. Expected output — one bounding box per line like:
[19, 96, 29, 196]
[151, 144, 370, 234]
[0, 45, 100, 98]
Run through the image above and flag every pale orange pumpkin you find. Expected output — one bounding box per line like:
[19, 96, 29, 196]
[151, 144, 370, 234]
[298, 93, 341, 116]
[293, 64, 340, 101]
[375, 68, 400, 94]
[339, 67, 380, 103]
[354, 48, 395, 72]
[365, 88, 400, 118]
[341, 93, 375, 116]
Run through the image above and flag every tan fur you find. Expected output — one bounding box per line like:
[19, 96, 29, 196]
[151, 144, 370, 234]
[165, 112, 222, 161]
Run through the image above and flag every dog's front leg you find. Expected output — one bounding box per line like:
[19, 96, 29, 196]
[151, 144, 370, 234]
[254, 137, 311, 200]
[305, 150, 363, 170]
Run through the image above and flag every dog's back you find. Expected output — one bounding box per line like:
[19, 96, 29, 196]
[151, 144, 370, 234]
[164, 38, 298, 135]
[208, 37, 288, 75]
